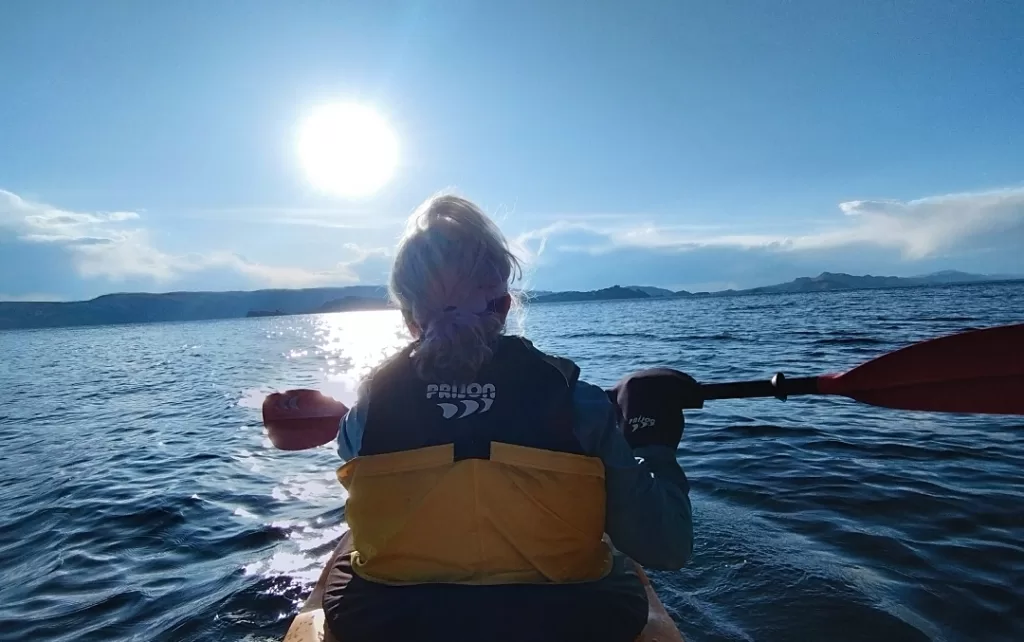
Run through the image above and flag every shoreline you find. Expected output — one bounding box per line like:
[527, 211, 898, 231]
[2, 278, 1021, 332]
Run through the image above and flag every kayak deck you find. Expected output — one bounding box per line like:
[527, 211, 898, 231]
[282, 536, 684, 642]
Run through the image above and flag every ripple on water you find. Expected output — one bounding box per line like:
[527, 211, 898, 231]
[0, 283, 1022, 641]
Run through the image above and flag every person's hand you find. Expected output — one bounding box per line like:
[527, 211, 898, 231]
[606, 368, 703, 449]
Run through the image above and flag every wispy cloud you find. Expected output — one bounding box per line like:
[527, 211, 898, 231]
[797, 188, 1024, 258]
[0, 292, 66, 302]
[177, 205, 401, 230]
[518, 186, 1024, 260]
[0, 189, 378, 288]
[5, 184, 1021, 296]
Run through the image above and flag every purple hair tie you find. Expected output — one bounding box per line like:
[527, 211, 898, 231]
[417, 284, 508, 340]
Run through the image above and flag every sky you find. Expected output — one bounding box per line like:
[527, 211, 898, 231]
[1, 0, 1022, 301]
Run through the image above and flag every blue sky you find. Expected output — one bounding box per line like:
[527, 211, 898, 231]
[1, 1, 1022, 301]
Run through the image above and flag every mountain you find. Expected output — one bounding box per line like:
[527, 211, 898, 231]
[0, 285, 387, 330]
[911, 270, 1000, 284]
[316, 296, 394, 314]
[244, 294, 394, 317]
[522, 290, 555, 299]
[525, 271, 1020, 303]
[530, 286, 651, 304]
[1, 271, 1020, 331]
[625, 286, 676, 298]
[735, 271, 1017, 295]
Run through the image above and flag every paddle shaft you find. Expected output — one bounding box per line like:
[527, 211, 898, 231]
[265, 324, 1023, 426]
[699, 373, 821, 404]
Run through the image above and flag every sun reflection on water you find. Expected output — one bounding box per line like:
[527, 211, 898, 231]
[244, 310, 414, 596]
[313, 309, 411, 405]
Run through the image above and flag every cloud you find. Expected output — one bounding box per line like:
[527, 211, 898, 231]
[0, 292, 65, 302]
[0, 189, 377, 289]
[807, 188, 1024, 258]
[1, 191, 138, 245]
[202, 252, 362, 288]
[178, 205, 399, 230]
[517, 186, 1024, 261]
[5, 184, 1021, 298]
[338, 243, 392, 284]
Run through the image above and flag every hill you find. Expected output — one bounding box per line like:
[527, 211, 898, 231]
[531, 286, 651, 304]
[0, 286, 387, 330]
[315, 296, 394, 313]
[734, 270, 1014, 295]
[1, 271, 1020, 331]
[625, 285, 676, 298]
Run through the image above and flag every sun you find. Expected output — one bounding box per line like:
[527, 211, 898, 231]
[297, 102, 399, 198]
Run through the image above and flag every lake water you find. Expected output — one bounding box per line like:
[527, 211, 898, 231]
[1, 282, 1022, 642]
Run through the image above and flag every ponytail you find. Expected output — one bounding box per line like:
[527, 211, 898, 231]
[388, 194, 522, 381]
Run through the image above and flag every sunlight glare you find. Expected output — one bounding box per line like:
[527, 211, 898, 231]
[315, 309, 410, 404]
[297, 102, 399, 198]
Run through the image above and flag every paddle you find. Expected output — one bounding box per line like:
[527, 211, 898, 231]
[262, 388, 349, 451]
[262, 323, 1024, 451]
[697, 322, 1024, 415]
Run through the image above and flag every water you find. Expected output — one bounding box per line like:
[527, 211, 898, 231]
[1, 282, 1022, 642]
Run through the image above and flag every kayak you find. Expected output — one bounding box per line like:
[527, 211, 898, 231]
[262, 391, 685, 640]
[282, 535, 685, 642]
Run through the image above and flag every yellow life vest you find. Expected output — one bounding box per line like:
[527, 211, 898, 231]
[337, 336, 613, 586]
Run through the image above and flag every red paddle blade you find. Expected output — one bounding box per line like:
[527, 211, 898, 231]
[818, 323, 1024, 414]
[262, 389, 348, 451]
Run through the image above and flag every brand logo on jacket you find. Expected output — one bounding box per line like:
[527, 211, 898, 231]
[426, 383, 497, 419]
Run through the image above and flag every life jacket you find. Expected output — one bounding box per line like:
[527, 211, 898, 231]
[336, 335, 613, 586]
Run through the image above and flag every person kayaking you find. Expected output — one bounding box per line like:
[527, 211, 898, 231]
[288, 194, 698, 642]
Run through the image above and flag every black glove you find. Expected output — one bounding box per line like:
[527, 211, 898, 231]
[606, 368, 703, 449]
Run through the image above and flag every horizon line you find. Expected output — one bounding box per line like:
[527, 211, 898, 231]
[4, 269, 1023, 305]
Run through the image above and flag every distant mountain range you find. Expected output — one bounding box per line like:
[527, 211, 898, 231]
[527, 270, 1022, 303]
[0, 286, 389, 330]
[692, 270, 1019, 297]
[1, 271, 1020, 330]
[246, 295, 392, 317]
[529, 285, 654, 303]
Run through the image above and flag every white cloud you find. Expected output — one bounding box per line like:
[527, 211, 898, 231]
[801, 188, 1024, 258]
[178, 205, 399, 230]
[1, 190, 138, 244]
[515, 220, 788, 257]
[0, 189, 376, 288]
[6, 184, 1021, 296]
[0, 292, 65, 302]
[518, 186, 1024, 260]
[201, 252, 362, 288]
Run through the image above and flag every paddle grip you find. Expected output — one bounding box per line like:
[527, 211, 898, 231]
[697, 373, 820, 405]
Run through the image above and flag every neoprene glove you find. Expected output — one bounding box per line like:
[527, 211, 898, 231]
[607, 368, 703, 449]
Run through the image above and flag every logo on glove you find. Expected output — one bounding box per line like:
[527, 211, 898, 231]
[627, 415, 657, 432]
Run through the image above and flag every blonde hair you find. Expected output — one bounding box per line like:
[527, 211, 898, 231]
[389, 194, 522, 380]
